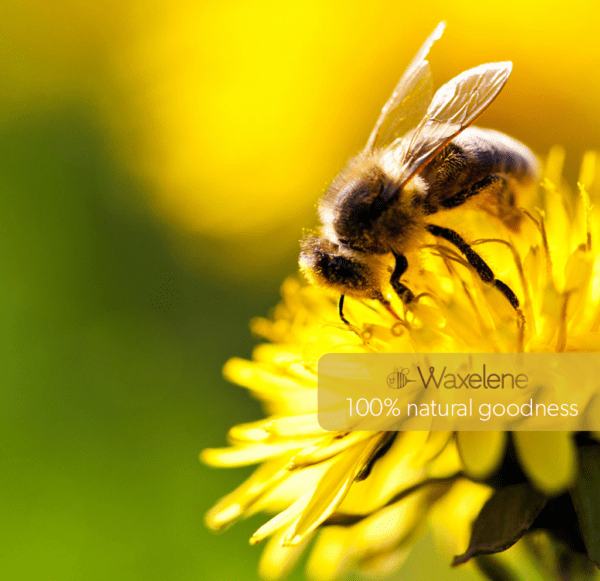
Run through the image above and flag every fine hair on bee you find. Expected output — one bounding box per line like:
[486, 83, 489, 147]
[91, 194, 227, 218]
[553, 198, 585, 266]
[299, 21, 539, 327]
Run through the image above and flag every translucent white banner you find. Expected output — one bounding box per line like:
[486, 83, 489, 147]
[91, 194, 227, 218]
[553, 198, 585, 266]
[318, 353, 600, 431]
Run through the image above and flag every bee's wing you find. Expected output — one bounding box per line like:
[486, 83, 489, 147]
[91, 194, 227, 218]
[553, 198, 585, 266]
[395, 62, 512, 188]
[364, 21, 445, 153]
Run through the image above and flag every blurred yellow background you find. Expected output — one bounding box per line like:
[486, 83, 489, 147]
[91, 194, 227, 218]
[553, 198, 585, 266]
[5, 0, 599, 285]
[1, 1, 599, 580]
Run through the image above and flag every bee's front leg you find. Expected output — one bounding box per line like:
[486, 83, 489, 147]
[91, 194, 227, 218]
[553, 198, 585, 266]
[390, 252, 415, 304]
[338, 295, 352, 327]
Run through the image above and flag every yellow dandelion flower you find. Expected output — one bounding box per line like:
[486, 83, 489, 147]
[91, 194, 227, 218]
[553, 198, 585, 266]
[202, 150, 600, 580]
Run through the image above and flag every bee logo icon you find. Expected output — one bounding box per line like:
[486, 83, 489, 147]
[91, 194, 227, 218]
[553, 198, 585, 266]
[387, 367, 415, 389]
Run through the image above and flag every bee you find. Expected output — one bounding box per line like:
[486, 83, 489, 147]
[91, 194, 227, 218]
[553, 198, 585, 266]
[299, 22, 539, 325]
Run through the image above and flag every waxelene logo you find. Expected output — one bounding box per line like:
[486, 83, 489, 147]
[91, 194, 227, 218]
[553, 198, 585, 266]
[387, 367, 415, 389]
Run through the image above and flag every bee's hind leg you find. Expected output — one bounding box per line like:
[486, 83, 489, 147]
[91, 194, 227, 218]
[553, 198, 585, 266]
[435, 174, 522, 232]
[436, 174, 507, 210]
[426, 224, 520, 310]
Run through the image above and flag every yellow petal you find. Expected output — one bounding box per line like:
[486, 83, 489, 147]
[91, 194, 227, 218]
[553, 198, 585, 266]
[305, 527, 352, 581]
[341, 432, 426, 512]
[284, 435, 383, 546]
[357, 548, 410, 578]
[457, 431, 507, 479]
[513, 431, 577, 495]
[353, 490, 427, 554]
[223, 358, 310, 394]
[265, 413, 326, 438]
[250, 486, 316, 545]
[258, 529, 309, 581]
[564, 248, 593, 295]
[414, 431, 453, 466]
[252, 343, 302, 366]
[227, 418, 271, 443]
[287, 432, 373, 470]
[426, 440, 463, 479]
[430, 479, 493, 555]
[204, 458, 289, 531]
[251, 461, 331, 513]
[522, 246, 543, 305]
[201, 439, 316, 467]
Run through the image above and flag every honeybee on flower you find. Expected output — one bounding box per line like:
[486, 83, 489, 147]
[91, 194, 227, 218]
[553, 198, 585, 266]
[300, 21, 538, 327]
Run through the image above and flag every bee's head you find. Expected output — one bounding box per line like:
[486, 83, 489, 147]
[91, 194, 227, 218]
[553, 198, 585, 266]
[299, 234, 388, 301]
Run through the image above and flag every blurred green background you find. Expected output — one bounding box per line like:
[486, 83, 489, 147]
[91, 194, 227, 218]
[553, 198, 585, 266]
[1, 1, 599, 580]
